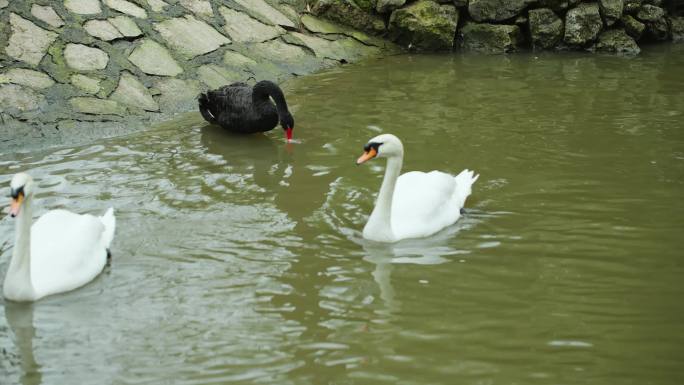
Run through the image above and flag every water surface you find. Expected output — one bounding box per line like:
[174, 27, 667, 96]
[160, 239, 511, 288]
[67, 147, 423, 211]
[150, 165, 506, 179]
[1, 45, 684, 385]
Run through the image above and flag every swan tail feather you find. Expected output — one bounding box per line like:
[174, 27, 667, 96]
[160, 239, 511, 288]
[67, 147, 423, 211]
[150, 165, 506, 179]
[198, 92, 217, 123]
[100, 207, 116, 249]
[454, 169, 479, 209]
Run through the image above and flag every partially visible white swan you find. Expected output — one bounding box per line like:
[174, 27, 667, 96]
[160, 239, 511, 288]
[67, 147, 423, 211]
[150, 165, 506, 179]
[3, 173, 116, 302]
[356, 134, 478, 243]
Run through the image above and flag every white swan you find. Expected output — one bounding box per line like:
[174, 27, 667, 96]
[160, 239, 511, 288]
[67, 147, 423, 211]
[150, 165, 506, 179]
[356, 134, 479, 243]
[3, 173, 116, 302]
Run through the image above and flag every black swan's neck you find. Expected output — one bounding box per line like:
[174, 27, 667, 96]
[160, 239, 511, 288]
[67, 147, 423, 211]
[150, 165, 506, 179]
[253, 80, 289, 115]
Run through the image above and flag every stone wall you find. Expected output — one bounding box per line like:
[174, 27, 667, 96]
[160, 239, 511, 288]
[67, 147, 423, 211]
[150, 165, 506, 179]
[313, 0, 684, 54]
[0, 0, 399, 151]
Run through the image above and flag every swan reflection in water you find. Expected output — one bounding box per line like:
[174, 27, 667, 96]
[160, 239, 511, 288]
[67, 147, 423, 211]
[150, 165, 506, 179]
[304, 174, 481, 316]
[4, 303, 42, 385]
[200, 124, 284, 189]
[360, 223, 474, 316]
[200, 124, 336, 223]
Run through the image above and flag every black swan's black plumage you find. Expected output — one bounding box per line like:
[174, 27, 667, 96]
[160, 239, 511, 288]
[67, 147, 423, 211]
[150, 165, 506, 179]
[198, 80, 294, 139]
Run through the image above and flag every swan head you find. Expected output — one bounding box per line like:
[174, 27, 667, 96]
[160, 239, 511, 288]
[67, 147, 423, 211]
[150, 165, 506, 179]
[280, 112, 294, 142]
[356, 134, 404, 164]
[9, 173, 33, 218]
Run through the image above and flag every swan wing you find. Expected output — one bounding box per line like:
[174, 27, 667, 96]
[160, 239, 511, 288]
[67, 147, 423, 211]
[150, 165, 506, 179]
[208, 83, 251, 113]
[390, 171, 459, 239]
[391, 170, 477, 240]
[203, 82, 278, 133]
[30, 209, 110, 298]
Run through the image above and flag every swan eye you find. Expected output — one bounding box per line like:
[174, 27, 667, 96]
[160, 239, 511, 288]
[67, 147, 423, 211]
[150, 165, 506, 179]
[357, 142, 382, 165]
[363, 142, 382, 153]
[10, 186, 24, 199]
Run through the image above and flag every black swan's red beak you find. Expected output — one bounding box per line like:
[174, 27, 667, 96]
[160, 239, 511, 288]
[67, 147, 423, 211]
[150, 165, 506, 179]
[285, 127, 293, 142]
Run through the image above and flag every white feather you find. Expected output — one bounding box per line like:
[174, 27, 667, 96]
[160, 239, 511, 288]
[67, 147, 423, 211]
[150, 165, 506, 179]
[29, 209, 114, 298]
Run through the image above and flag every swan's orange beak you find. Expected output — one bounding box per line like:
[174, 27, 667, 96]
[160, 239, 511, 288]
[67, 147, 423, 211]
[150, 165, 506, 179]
[356, 147, 377, 165]
[285, 127, 293, 142]
[9, 193, 23, 218]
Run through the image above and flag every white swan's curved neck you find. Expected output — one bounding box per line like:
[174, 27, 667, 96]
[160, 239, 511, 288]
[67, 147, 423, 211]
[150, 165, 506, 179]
[364, 155, 402, 242]
[4, 198, 35, 301]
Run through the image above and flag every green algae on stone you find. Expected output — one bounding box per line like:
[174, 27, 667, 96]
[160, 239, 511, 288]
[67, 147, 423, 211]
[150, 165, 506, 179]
[529, 8, 563, 49]
[354, 0, 378, 12]
[6, 13, 59, 67]
[219, 6, 285, 43]
[109, 72, 159, 111]
[312, 0, 386, 34]
[103, 40, 141, 75]
[70, 97, 127, 116]
[64, 0, 102, 15]
[223, 50, 258, 68]
[109, 16, 143, 37]
[300, 14, 393, 48]
[128, 39, 183, 76]
[146, 0, 168, 12]
[598, 0, 623, 26]
[591, 28, 640, 55]
[333, 36, 384, 59]
[178, 0, 214, 18]
[636, 5, 670, 41]
[389, 0, 460, 51]
[155, 78, 201, 112]
[84, 19, 125, 41]
[672, 17, 684, 42]
[468, 0, 534, 22]
[276, 3, 301, 25]
[622, 14, 645, 40]
[1, 69, 56, 89]
[236, 38, 327, 77]
[153, 15, 230, 57]
[636, 4, 665, 22]
[286, 32, 350, 60]
[301, 14, 349, 34]
[43, 41, 74, 83]
[564, 3, 603, 46]
[64, 43, 110, 71]
[534, 0, 576, 12]
[233, 0, 296, 28]
[285, 32, 381, 62]
[71, 74, 102, 94]
[105, 0, 148, 19]
[196, 64, 244, 89]
[54, 120, 147, 148]
[645, 17, 670, 41]
[623, 0, 642, 14]
[459, 22, 523, 52]
[0, 84, 46, 113]
[376, 0, 406, 14]
[31, 4, 65, 28]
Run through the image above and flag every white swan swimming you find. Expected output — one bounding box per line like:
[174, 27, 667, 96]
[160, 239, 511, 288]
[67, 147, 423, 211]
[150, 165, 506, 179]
[3, 173, 116, 302]
[356, 134, 479, 243]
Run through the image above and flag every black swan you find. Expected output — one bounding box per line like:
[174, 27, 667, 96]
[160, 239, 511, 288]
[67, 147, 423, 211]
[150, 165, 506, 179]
[198, 80, 295, 141]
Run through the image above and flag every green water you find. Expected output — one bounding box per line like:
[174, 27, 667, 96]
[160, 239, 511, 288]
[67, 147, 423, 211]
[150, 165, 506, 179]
[1, 45, 684, 385]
